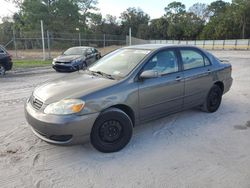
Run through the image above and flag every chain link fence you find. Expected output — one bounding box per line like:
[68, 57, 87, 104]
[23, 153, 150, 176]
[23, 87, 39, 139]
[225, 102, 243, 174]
[1, 28, 250, 60]
[0, 29, 127, 60]
[129, 37, 250, 50]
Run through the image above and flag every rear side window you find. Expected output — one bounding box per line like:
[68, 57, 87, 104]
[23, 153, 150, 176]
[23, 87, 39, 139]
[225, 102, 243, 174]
[180, 50, 207, 70]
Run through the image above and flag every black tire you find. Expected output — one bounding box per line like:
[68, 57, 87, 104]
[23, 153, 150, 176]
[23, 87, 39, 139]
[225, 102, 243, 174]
[90, 108, 133, 153]
[0, 64, 6, 75]
[202, 85, 223, 113]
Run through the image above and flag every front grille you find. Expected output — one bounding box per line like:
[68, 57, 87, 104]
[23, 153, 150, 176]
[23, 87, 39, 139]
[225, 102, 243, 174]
[55, 61, 71, 64]
[31, 96, 43, 110]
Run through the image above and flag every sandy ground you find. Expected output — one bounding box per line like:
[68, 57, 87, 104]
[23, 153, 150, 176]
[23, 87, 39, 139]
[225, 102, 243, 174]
[0, 51, 250, 188]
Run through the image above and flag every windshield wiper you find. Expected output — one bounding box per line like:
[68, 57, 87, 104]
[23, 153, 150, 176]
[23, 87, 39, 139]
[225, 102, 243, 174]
[89, 70, 115, 80]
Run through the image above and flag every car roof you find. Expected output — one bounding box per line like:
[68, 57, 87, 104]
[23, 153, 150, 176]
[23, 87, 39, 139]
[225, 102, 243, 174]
[69, 46, 93, 49]
[124, 44, 200, 51]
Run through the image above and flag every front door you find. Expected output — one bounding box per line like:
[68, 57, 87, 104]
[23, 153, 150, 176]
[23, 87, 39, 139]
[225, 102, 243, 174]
[139, 49, 184, 122]
[85, 48, 95, 66]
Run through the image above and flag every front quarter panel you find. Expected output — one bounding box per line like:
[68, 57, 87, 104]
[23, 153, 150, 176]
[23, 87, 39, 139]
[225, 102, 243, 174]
[80, 79, 139, 123]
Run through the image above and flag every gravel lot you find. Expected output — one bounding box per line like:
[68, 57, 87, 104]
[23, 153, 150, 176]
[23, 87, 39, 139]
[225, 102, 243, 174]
[0, 50, 250, 188]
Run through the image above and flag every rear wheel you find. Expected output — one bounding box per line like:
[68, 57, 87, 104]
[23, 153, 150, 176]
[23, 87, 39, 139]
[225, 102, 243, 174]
[0, 64, 6, 75]
[90, 108, 133, 153]
[202, 85, 222, 113]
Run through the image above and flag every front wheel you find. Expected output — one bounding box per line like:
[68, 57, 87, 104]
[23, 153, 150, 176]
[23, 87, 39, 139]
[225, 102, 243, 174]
[202, 85, 222, 113]
[90, 108, 133, 153]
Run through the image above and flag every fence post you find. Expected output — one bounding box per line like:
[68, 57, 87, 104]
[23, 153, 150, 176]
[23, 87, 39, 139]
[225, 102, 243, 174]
[248, 39, 250, 50]
[40, 20, 46, 60]
[12, 28, 17, 58]
[212, 40, 215, 50]
[223, 40, 225, 50]
[79, 33, 81, 46]
[47, 30, 51, 59]
[129, 27, 132, 45]
[103, 34, 106, 47]
[235, 39, 238, 50]
[203, 40, 205, 49]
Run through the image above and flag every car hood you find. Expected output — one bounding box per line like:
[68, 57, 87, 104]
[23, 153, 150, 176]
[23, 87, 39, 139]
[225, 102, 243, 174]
[54, 55, 84, 62]
[34, 72, 117, 104]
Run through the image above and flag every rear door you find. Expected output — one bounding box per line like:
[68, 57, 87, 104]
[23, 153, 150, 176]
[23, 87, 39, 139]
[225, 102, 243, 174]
[179, 48, 213, 109]
[138, 49, 184, 121]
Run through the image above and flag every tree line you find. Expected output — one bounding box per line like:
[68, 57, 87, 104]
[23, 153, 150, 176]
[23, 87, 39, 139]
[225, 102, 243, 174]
[0, 0, 250, 42]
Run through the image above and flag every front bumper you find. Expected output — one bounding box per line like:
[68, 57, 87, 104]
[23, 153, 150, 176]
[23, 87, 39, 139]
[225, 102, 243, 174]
[223, 77, 233, 94]
[5, 61, 13, 71]
[52, 62, 78, 72]
[25, 102, 99, 145]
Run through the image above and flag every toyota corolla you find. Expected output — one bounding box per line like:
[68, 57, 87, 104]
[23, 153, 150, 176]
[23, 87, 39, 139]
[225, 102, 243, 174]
[25, 44, 233, 153]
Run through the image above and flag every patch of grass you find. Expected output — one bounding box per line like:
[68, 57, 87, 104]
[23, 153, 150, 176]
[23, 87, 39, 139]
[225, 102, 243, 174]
[13, 60, 52, 68]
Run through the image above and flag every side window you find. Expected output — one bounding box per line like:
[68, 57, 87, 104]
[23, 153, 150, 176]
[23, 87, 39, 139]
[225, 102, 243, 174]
[180, 50, 205, 70]
[143, 50, 178, 75]
[87, 49, 92, 55]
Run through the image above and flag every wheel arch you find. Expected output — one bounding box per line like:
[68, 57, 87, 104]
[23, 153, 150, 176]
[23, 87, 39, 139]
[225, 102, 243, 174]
[106, 104, 135, 127]
[214, 81, 224, 93]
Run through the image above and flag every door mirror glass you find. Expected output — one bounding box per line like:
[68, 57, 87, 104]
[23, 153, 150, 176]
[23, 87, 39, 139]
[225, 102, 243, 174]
[140, 70, 159, 79]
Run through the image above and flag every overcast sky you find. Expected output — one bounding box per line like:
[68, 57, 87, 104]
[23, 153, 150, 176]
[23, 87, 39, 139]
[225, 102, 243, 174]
[1, 0, 232, 20]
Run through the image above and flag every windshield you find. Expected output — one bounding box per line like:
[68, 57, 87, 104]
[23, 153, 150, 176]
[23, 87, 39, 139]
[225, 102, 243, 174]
[89, 49, 151, 78]
[63, 47, 87, 55]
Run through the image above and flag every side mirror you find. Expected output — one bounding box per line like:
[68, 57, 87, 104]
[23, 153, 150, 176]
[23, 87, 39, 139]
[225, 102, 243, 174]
[140, 70, 159, 79]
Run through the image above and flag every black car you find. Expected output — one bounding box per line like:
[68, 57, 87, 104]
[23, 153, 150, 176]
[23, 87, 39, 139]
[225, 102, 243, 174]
[52, 46, 101, 72]
[0, 45, 13, 75]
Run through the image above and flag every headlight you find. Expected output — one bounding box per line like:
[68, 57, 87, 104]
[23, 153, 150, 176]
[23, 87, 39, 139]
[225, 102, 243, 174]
[72, 58, 82, 64]
[44, 99, 85, 115]
[52, 59, 56, 64]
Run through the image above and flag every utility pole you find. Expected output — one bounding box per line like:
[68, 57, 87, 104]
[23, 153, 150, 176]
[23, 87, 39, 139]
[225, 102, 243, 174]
[76, 28, 81, 46]
[41, 20, 46, 60]
[103, 34, 106, 48]
[47, 30, 51, 59]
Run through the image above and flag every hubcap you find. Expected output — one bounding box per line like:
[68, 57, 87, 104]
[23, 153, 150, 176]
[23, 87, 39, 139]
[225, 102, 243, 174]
[209, 90, 220, 107]
[99, 120, 123, 143]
